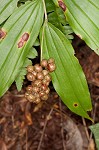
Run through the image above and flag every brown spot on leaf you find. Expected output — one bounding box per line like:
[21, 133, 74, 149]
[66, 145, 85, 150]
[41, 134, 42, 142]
[58, 0, 66, 12]
[18, 41, 24, 48]
[73, 103, 78, 107]
[22, 33, 29, 41]
[0, 29, 6, 39]
[17, 32, 29, 48]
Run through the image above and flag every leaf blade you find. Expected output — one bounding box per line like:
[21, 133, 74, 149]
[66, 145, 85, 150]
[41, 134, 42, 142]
[64, 0, 99, 55]
[90, 123, 99, 150]
[0, 0, 44, 96]
[41, 22, 92, 120]
[0, 0, 18, 24]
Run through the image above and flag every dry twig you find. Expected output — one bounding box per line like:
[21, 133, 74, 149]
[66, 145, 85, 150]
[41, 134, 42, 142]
[37, 107, 53, 150]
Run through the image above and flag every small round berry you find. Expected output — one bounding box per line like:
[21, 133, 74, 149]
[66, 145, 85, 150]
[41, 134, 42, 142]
[41, 94, 49, 101]
[48, 58, 55, 64]
[24, 92, 29, 98]
[34, 98, 41, 104]
[45, 87, 50, 94]
[26, 94, 35, 102]
[39, 91, 45, 97]
[42, 70, 49, 76]
[40, 59, 48, 67]
[47, 63, 56, 72]
[32, 70, 37, 77]
[34, 64, 42, 72]
[42, 79, 48, 85]
[27, 65, 34, 73]
[41, 84, 47, 91]
[46, 82, 50, 86]
[37, 72, 44, 80]
[26, 85, 33, 93]
[44, 74, 51, 82]
[34, 80, 42, 87]
[32, 86, 40, 93]
[34, 93, 40, 98]
[27, 73, 35, 81]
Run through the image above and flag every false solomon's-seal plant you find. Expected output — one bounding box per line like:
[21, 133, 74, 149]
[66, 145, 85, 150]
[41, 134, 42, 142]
[0, 0, 99, 124]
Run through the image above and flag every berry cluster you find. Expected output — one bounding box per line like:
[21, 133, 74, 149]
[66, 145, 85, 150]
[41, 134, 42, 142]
[25, 58, 56, 104]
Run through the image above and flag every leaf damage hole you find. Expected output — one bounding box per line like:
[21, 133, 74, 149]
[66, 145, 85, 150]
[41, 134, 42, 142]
[73, 103, 79, 107]
[58, 0, 66, 12]
[18, 32, 30, 48]
[0, 29, 6, 39]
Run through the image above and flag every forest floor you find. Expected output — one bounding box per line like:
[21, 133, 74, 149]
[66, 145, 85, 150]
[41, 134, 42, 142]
[0, 36, 99, 150]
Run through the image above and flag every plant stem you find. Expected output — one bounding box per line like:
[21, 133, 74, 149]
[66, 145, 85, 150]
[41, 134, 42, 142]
[42, 0, 48, 21]
[40, 22, 45, 61]
[40, 0, 47, 61]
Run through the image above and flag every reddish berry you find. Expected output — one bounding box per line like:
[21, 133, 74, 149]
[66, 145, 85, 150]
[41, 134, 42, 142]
[34, 98, 41, 104]
[45, 87, 50, 94]
[42, 70, 49, 76]
[37, 72, 44, 80]
[41, 84, 47, 91]
[32, 86, 40, 93]
[34, 64, 42, 72]
[48, 58, 55, 64]
[34, 80, 42, 87]
[27, 65, 34, 73]
[26, 85, 33, 93]
[41, 59, 48, 67]
[27, 73, 35, 81]
[47, 63, 56, 72]
[41, 94, 48, 101]
[44, 74, 51, 82]
[26, 94, 35, 102]
[39, 91, 45, 97]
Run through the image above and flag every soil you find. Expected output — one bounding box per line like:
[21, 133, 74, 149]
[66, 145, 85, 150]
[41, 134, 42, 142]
[0, 36, 99, 150]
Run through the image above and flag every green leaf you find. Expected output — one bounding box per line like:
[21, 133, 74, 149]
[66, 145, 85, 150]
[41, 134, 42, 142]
[64, 0, 99, 55]
[27, 47, 38, 59]
[90, 123, 99, 150]
[45, 0, 56, 13]
[33, 38, 40, 47]
[0, 0, 44, 97]
[0, 0, 18, 24]
[40, 22, 92, 120]
[52, 0, 58, 6]
[15, 68, 27, 91]
[15, 47, 37, 91]
[48, 9, 74, 41]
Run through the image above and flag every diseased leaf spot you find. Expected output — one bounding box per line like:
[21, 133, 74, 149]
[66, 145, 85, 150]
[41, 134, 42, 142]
[58, 0, 66, 12]
[22, 33, 29, 41]
[73, 103, 79, 107]
[18, 32, 29, 48]
[18, 41, 24, 48]
[0, 29, 6, 39]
